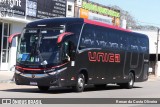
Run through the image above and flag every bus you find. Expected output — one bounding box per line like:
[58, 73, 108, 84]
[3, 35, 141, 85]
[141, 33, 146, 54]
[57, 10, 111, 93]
[9, 18, 149, 92]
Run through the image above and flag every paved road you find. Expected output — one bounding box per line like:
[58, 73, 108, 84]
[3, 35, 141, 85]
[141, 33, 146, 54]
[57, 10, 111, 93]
[0, 79, 160, 107]
[0, 80, 160, 98]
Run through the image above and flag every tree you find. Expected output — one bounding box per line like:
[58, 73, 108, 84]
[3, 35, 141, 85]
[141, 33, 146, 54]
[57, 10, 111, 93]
[111, 5, 157, 30]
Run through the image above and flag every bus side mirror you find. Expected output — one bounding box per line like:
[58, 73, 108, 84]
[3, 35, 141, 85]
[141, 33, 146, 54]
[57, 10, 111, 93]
[61, 42, 70, 62]
[8, 33, 21, 48]
[57, 32, 74, 44]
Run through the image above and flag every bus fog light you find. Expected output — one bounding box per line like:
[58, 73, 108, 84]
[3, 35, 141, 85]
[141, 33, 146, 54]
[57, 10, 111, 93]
[15, 70, 21, 74]
[49, 72, 57, 75]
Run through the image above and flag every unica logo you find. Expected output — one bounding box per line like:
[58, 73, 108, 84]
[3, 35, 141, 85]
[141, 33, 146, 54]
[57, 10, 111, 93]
[82, 1, 120, 18]
[88, 52, 121, 63]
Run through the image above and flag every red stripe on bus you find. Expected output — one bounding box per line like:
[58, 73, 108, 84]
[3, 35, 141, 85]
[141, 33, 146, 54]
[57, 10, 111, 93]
[16, 66, 42, 71]
[15, 62, 68, 71]
[84, 19, 131, 32]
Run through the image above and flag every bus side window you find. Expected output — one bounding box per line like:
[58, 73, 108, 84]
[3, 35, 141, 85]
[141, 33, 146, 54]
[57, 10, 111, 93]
[119, 35, 124, 50]
[108, 31, 119, 49]
[83, 33, 92, 48]
[98, 28, 107, 49]
[119, 33, 128, 50]
[139, 37, 147, 52]
[66, 23, 83, 45]
[95, 27, 102, 48]
[79, 28, 88, 49]
[93, 31, 97, 47]
[130, 36, 139, 52]
[79, 24, 94, 49]
[124, 36, 129, 50]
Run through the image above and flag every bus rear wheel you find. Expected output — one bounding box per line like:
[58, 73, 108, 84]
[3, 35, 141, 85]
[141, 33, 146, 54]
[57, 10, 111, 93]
[38, 86, 50, 91]
[119, 72, 135, 89]
[72, 73, 85, 92]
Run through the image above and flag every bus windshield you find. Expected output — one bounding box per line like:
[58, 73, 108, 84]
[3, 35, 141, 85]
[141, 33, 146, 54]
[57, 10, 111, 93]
[17, 28, 64, 65]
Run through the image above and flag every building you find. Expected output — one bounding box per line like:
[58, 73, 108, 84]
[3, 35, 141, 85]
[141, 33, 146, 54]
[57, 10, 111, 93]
[75, 0, 120, 26]
[0, 0, 68, 71]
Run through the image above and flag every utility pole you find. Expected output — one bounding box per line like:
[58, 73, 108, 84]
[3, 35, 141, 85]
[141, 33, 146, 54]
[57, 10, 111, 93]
[155, 28, 159, 77]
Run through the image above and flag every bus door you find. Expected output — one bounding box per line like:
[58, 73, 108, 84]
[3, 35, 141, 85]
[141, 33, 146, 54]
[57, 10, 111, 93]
[58, 32, 77, 85]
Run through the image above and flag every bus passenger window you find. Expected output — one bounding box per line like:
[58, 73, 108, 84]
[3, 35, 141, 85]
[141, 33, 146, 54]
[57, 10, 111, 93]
[139, 37, 147, 52]
[130, 36, 139, 51]
[119, 35, 128, 50]
[108, 32, 119, 49]
[79, 24, 93, 49]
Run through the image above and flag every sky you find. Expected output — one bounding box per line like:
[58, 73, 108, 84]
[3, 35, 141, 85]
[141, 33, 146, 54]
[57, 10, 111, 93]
[90, 0, 160, 27]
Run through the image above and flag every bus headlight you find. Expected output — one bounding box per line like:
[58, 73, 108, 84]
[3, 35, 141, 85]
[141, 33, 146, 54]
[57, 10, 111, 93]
[48, 67, 67, 75]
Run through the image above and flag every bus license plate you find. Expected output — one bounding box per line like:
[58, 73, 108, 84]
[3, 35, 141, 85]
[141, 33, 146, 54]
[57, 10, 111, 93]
[30, 82, 37, 85]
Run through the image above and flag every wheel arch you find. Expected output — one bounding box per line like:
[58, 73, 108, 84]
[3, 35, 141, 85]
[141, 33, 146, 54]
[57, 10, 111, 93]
[129, 70, 135, 80]
[79, 69, 89, 84]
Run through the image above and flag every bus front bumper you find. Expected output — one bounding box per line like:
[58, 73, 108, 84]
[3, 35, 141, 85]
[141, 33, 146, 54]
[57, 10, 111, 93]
[14, 68, 67, 87]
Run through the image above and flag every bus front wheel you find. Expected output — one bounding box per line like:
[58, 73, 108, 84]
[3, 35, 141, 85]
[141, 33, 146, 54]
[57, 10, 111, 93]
[72, 73, 85, 92]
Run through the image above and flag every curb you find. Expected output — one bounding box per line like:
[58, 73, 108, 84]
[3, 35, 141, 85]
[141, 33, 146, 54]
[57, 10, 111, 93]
[0, 71, 14, 83]
[148, 75, 160, 81]
[148, 78, 160, 81]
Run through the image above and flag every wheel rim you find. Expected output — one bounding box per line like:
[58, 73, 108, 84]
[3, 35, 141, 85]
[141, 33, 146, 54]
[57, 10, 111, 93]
[78, 76, 84, 89]
[129, 73, 134, 86]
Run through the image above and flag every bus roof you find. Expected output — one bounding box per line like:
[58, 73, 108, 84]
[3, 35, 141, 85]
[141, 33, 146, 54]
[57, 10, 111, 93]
[26, 18, 84, 28]
[26, 18, 131, 32]
[25, 17, 148, 39]
[84, 19, 131, 32]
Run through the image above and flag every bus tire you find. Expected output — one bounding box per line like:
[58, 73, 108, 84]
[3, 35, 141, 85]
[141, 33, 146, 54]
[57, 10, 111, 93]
[38, 86, 50, 91]
[119, 72, 135, 89]
[72, 73, 85, 92]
